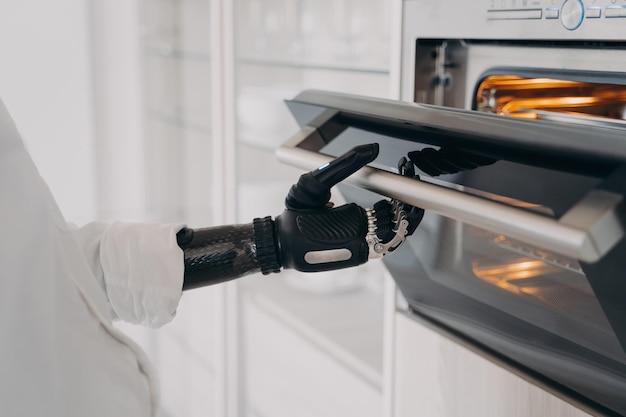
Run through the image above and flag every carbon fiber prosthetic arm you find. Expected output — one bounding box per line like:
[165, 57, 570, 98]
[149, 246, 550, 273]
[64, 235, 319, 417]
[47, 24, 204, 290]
[177, 217, 280, 291]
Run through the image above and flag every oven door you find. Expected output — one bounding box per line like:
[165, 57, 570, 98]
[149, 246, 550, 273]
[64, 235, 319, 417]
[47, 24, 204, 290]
[278, 89, 626, 416]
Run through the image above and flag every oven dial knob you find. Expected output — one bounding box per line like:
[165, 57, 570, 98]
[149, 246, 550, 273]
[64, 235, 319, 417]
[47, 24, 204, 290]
[560, 0, 584, 30]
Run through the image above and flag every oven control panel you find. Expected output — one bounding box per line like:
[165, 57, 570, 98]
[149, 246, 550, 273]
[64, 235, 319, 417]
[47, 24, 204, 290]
[405, 0, 626, 43]
[488, 0, 626, 30]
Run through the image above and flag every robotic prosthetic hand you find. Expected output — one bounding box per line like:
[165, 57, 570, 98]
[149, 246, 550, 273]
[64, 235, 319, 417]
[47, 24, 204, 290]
[177, 144, 424, 291]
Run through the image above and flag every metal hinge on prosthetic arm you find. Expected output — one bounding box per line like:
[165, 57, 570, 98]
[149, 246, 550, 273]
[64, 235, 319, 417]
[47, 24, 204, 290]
[365, 200, 411, 259]
[365, 156, 424, 259]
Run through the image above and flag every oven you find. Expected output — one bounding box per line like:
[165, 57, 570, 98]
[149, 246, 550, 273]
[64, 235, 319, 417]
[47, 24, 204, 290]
[276, 1, 626, 415]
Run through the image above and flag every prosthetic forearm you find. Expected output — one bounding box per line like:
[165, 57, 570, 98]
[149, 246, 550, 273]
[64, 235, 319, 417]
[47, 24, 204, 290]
[177, 144, 424, 291]
[176, 221, 277, 290]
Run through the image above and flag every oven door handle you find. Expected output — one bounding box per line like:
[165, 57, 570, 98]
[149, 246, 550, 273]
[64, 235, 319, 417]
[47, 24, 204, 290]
[277, 127, 624, 263]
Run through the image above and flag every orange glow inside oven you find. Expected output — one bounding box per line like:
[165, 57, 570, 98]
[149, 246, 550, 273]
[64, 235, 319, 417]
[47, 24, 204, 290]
[476, 75, 626, 120]
[471, 258, 560, 295]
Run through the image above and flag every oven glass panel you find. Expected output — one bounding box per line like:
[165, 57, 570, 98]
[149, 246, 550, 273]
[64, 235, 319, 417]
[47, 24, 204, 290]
[440, 219, 625, 362]
[321, 126, 626, 415]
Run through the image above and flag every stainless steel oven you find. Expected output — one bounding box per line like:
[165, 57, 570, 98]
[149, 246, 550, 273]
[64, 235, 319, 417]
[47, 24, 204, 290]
[277, 1, 626, 415]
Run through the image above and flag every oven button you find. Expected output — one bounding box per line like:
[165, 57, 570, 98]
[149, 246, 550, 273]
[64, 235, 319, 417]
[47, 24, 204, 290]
[560, 0, 584, 30]
[605, 5, 626, 18]
[545, 7, 560, 19]
[586, 7, 602, 18]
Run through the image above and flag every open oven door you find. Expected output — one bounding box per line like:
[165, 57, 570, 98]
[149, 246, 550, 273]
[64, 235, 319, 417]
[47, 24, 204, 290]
[277, 90, 626, 416]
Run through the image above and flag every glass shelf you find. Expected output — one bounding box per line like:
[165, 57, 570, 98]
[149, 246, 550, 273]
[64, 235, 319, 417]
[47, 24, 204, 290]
[237, 57, 389, 75]
[147, 107, 212, 135]
[143, 45, 211, 62]
[237, 135, 284, 152]
[235, 70, 390, 152]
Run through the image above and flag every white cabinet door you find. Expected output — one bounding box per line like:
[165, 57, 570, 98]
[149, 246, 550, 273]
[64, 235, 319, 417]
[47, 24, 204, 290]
[393, 313, 592, 417]
[241, 277, 384, 417]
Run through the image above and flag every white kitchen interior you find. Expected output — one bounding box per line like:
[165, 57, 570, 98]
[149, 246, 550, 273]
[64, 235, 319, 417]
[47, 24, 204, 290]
[0, 1, 595, 416]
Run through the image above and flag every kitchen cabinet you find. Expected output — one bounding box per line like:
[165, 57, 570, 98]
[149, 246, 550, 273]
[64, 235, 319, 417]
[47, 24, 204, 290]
[392, 313, 592, 417]
[90, 1, 599, 416]
[240, 276, 384, 417]
[232, 0, 394, 414]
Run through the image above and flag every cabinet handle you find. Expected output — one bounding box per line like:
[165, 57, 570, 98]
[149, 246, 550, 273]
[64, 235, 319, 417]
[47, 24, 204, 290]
[277, 127, 624, 263]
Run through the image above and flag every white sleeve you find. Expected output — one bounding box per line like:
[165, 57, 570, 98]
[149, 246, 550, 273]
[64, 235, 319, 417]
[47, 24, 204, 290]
[70, 222, 186, 328]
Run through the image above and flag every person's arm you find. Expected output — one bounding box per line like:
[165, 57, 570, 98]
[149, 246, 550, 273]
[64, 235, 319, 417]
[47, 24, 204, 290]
[70, 144, 423, 327]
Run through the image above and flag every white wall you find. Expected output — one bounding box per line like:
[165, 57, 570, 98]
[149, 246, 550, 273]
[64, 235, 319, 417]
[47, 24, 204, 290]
[0, 1, 97, 224]
[89, 0, 148, 222]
